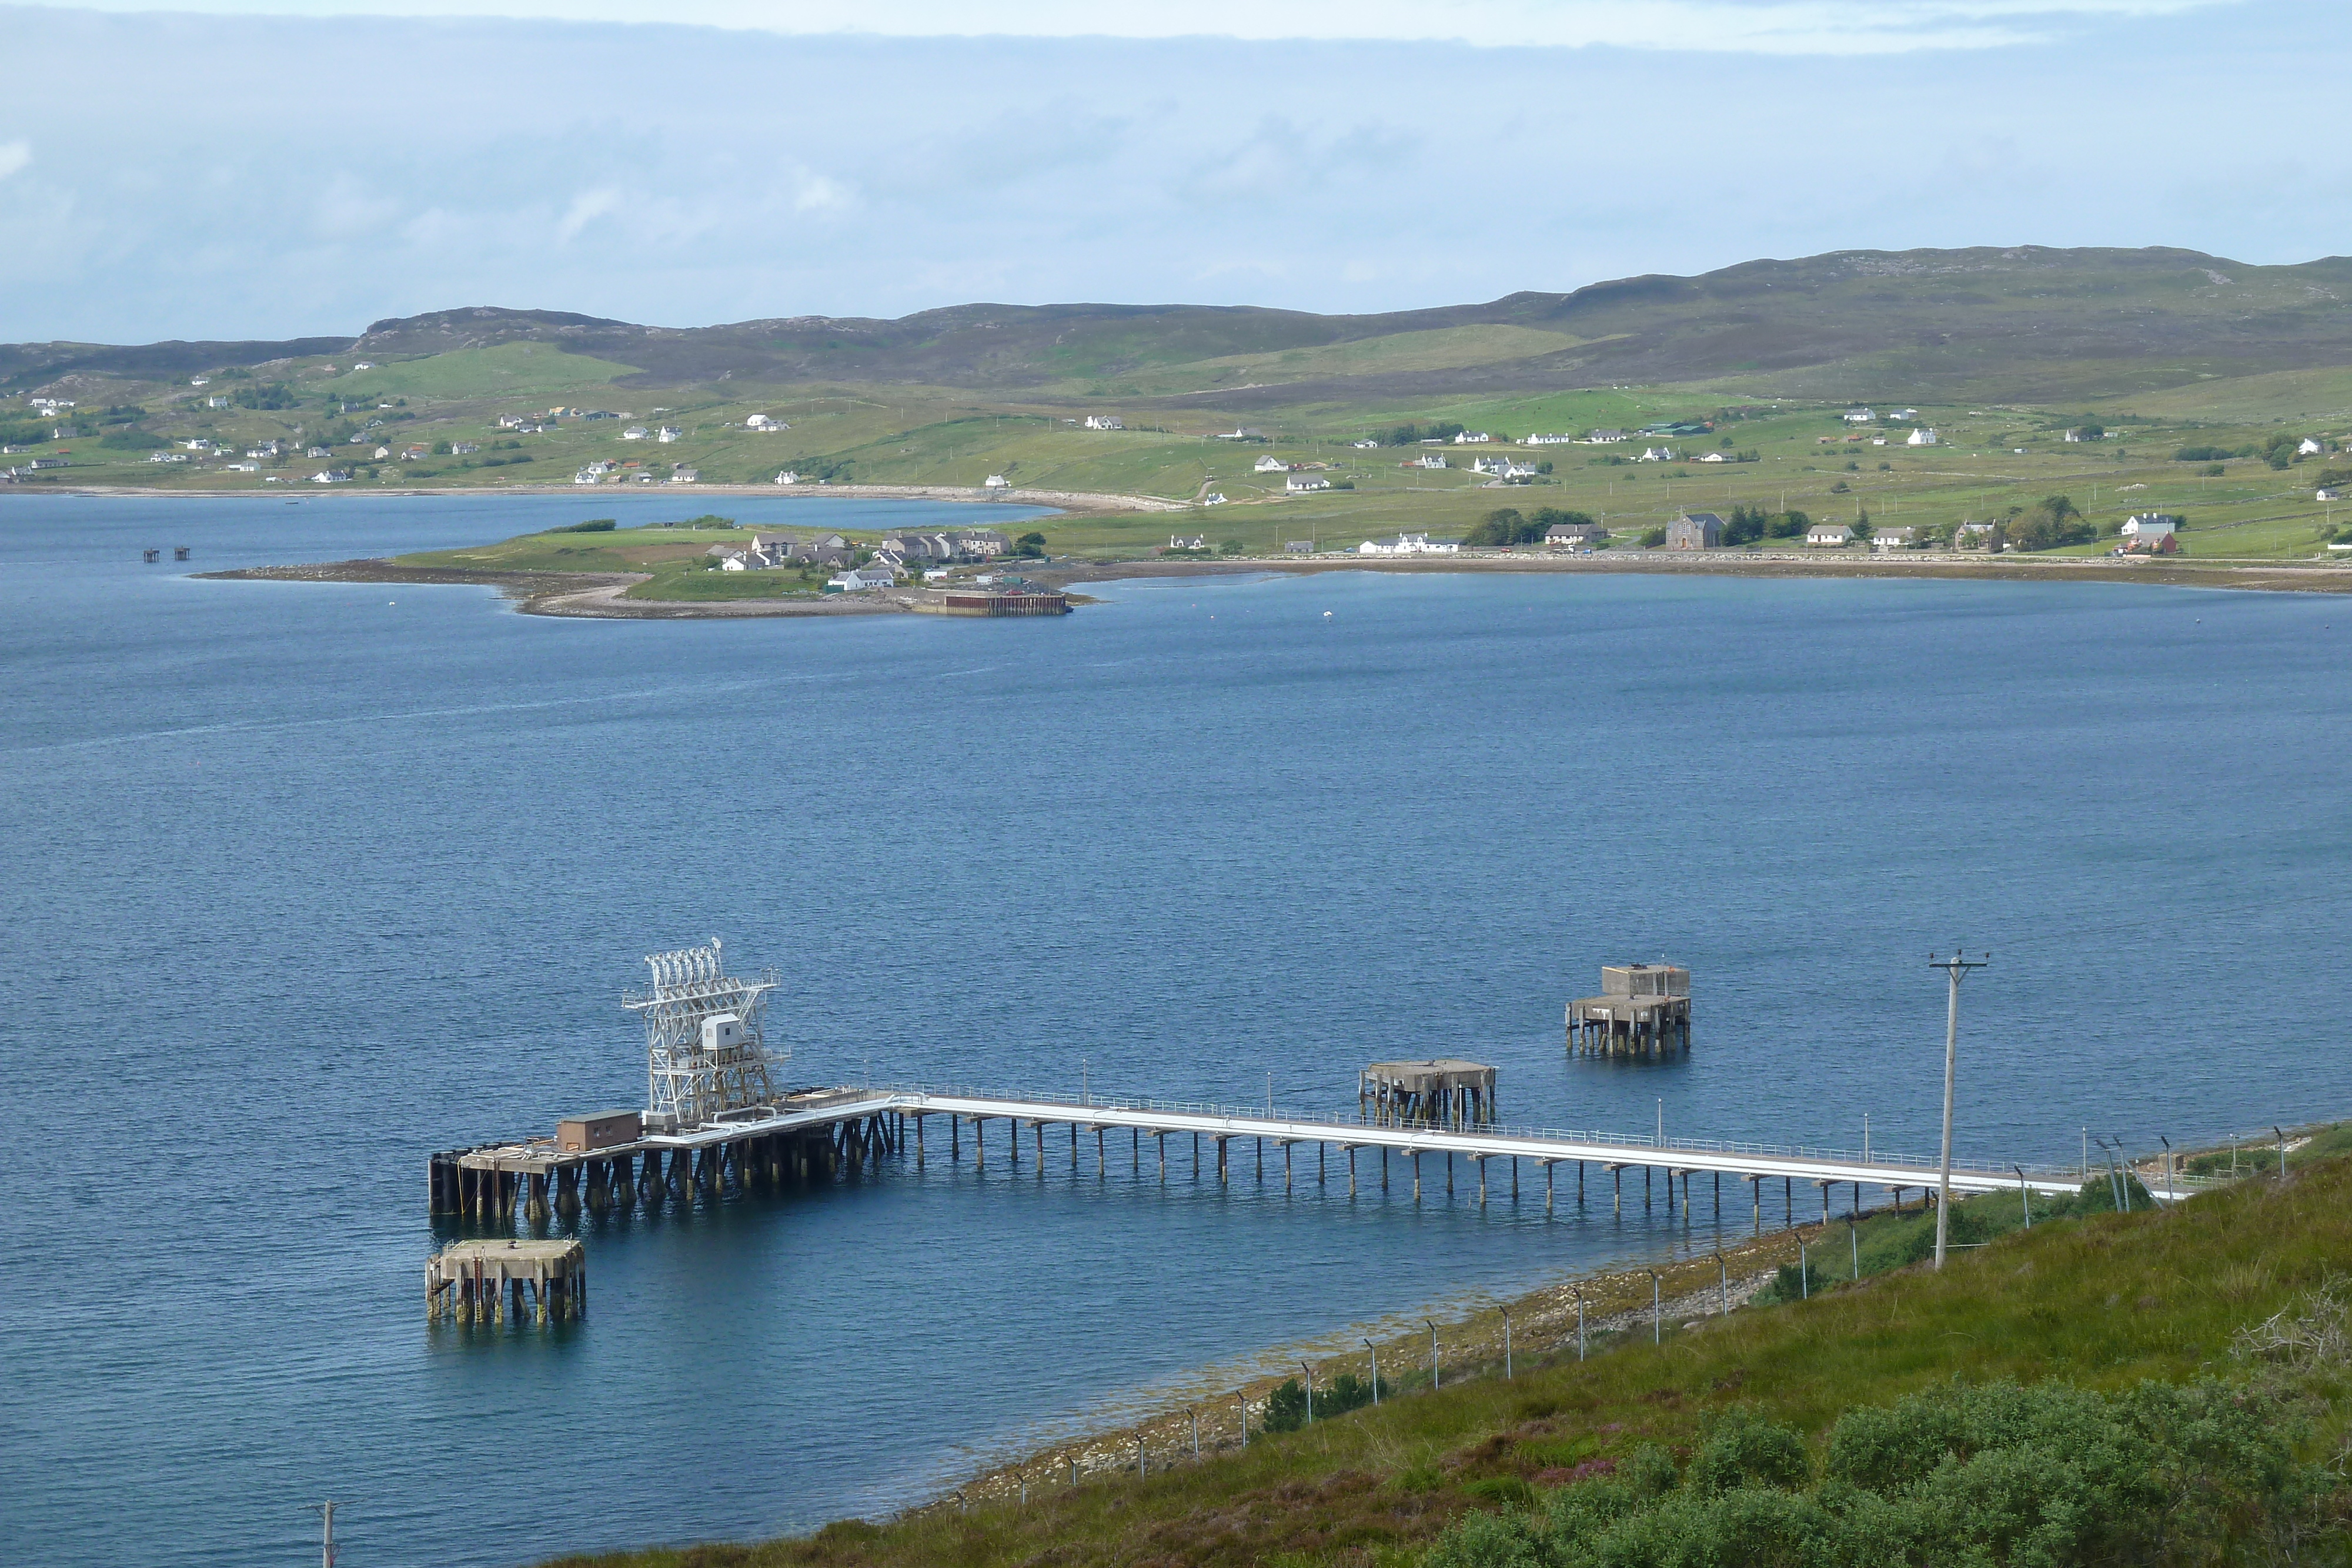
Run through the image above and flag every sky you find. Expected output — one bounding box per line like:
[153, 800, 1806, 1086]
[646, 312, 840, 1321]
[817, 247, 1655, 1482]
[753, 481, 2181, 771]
[2, 0, 2346, 343]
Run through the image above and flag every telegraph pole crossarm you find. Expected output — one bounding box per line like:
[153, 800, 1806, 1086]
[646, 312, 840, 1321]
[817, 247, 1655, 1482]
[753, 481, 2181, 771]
[1928, 948, 1989, 1270]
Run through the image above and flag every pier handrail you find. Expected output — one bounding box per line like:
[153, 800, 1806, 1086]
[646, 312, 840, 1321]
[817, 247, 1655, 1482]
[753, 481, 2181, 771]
[854, 1081, 2082, 1186]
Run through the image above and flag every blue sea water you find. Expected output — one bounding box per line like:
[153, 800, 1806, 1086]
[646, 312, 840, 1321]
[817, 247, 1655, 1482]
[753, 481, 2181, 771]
[4, 492, 2350, 1567]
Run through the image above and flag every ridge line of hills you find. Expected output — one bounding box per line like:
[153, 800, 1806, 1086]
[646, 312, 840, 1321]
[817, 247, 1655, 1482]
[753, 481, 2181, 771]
[6, 246, 2350, 404]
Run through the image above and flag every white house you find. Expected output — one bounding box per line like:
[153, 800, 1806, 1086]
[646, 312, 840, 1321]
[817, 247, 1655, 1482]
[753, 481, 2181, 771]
[572, 468, 604, 485]
[1254, 454, 1291, 473]
[2120, 513, 2179, 540]
[656, 426, 683, 443]
[306, 446, 332, 459]
[1806, 523, 1855, 546]
[774, 470, 801, 485]
[1580, 429, 1627, 444]
[1470, 455, 1510, 476]
[1285, 473, 1331, 493]
[451, 442, 480, 455]
[308, 469, 352, 483]
[983, 474, 1012, 489]
[1844, 407, 1875, 423]
[746, 413, 785, 430]
[1170, 534, 1208, 550]
[826, 566, 900, 593]
[669, 466, 700, 484]
[1906, 427, 1938, 446]
[1635, 447, 1676, 463]
[1892, 408, 1920, 421]
[1526, 433, 1576, 445]
[1504, 460, 1540, 480]
[1350, 439, 1381, 449]
[1357, 533, 1459, 556]
[622, 425, 649, 440]
[1698, 452, 1730, 463]
[1452, 431, 1493, 444]
[373, 446, 392, 460]
[2298, 437, 2324, 456]
[1872, 526, 1918, 550]
[2319, 487, 2344, 502]
[352, 361, 374, 370]
[1201, 493, 1227, 506]
[719, 554, 749, 572]
[1083, 414, 1124, 430]
[1409, 454, 1448, 470]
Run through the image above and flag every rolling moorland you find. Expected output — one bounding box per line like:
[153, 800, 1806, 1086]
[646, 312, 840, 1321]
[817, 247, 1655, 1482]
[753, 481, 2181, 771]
[9, 245, 2352, 575]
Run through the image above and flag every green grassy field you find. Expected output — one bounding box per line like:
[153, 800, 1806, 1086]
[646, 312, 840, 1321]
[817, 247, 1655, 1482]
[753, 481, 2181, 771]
[540, 1150, 2352, 1568]
[11, 317, 2351, 564]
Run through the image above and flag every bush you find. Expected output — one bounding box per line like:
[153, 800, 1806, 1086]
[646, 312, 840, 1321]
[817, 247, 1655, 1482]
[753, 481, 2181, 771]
[1422, 1381, 2327, 1568]
[1262, 1378, 1308, 1433]
[2174, 445, 2239, 462]
[556, 519, 617, 533]
[1219, 539, 1245, 556]
[99, 430, 167, 449]
[1639, 527, 1667, 549]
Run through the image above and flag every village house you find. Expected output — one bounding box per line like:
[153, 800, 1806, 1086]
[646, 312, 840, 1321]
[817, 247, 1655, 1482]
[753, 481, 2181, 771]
[1906, 427, 1938, 445]
[1546, 520, 1606, 546]
[669, 466, 700, 484]
[1452, 431, 1493, 444]
[1357, 533, 1459, 556]
[1470, 455, 1510, 476]
[308, 469, 352, 483]
[1408, 454, 1448, 470]
[1665, 513, 1723, 550]
[1170, 534, 1208, 551]
[1285, 472, 1331, 493]
[451, 442, 480, 455]
[1844, 407, 1874, 423]
[373, 446, 392, 460]
[1698, 452, 1731, 463]
[1580, 429, 1627, 444]
[2120, 513, 2180, 541]
[1350, 439, 1381, 449]
[1214, 427, 1266, 441]
[1254, 454, 1291, 473]
[401, 444, 429, 461]
[983, 474, 1012, 489]
[1635, 447, 1677, 463]
[1083, 414, 1125, 430]
[1806, 522, 1855, 547]
[1285, 540, 1315, 554]
[1201, 493, 1227, 506]
[774, 470, 801, 485]
[2318, 487, 2344, 503]
[745, 414, 786, 430]
[1872, 526, 1918, 550]
[826, 565, 901, 593]
[2299, 437, 2324, 456]
[1526, 433, 1576, 445]
[657, 426, 683, 443]
[306, 445, 332, 459]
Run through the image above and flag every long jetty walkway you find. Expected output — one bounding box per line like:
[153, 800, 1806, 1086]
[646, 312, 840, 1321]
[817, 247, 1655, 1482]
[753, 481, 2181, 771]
[432, 1084, 2082, 1226]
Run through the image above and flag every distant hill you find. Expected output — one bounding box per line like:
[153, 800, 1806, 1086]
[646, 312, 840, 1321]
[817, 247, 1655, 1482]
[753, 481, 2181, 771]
[9, 246, 2351, 402]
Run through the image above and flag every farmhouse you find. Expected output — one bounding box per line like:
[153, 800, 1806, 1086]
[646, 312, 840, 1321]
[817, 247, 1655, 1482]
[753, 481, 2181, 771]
[1872, 527, 1918, 550]
[1452, 432, 1493, 444]
[1083, 414, 1124, 430]
[1285, 473, 1331, 493]
[1255, 455, 1291, 473]
[1806, 523, 1855, 546]
[1906, 427, 1938, 445]
[2120, 513, 2180, 540]
[1580, 429, 1626, 444]
[1358, 533, 1459, 556]
[1546, 520, 1606, 546]
[1526, 433, 1575, 445]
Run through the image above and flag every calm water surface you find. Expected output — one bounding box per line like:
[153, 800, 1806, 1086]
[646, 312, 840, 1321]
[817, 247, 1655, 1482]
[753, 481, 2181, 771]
[5, 493, 2350, 1566]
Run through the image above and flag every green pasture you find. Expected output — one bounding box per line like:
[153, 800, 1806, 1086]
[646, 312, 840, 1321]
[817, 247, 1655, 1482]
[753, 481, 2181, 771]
[322, 343, 639, 401]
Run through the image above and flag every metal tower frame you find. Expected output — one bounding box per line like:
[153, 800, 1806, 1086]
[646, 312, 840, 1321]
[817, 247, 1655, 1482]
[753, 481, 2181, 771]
[621, 938, 782, 1128]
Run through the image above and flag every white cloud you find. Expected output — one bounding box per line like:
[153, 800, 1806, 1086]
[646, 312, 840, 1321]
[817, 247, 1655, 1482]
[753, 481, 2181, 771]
[0, 139, 30, 180]
[26, 0, 2233, 54]
[556, 186, 623, 242]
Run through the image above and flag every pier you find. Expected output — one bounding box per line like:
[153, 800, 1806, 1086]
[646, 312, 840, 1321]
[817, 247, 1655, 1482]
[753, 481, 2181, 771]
[432, 1082, 2082, 1235]
[427, 1238, 586, 1324]
[1569, 962, 1691, 1055]
[427, 941, 2084, 1298]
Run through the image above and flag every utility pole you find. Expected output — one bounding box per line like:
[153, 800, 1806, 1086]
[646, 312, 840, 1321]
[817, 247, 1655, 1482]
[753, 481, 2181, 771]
[316, 1502, 339, 1568]
[1929, 948, 1987, 1269]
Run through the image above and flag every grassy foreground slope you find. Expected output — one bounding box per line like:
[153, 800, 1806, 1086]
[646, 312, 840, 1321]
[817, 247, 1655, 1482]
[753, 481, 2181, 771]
[549, 1158, 2352, 1568]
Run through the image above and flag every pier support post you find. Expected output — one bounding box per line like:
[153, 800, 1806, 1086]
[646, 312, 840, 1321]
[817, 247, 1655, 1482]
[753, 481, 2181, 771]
[1545, 1161, 1555, 1213]
[1382, 1147, 1389, 1192]
[1348, 1146, 1357, 1196]
[1413, 1152, 1422, 1203]
[916, 1114, 926, 1168]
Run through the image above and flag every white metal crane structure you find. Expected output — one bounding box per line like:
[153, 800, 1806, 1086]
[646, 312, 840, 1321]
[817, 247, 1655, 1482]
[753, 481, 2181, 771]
[622, 938, 781, 1129]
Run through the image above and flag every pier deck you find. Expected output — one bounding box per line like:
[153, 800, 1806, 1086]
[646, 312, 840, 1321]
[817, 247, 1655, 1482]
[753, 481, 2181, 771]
[431, 1084, 2085, 1227]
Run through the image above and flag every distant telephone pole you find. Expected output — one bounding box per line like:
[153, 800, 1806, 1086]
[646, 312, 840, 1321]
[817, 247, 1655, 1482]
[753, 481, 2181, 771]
[1929, 950, 1989, 1269]
[315, 1502, 340, 1568]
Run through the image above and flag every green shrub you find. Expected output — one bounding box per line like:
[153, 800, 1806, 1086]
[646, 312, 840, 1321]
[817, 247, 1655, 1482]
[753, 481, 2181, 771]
[556, 519, 617, 533]
[1425, 1380, 2326, 1568]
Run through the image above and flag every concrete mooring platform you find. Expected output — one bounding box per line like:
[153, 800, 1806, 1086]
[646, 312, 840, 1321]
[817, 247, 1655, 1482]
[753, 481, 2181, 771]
[427, 1238, 586, 1325]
